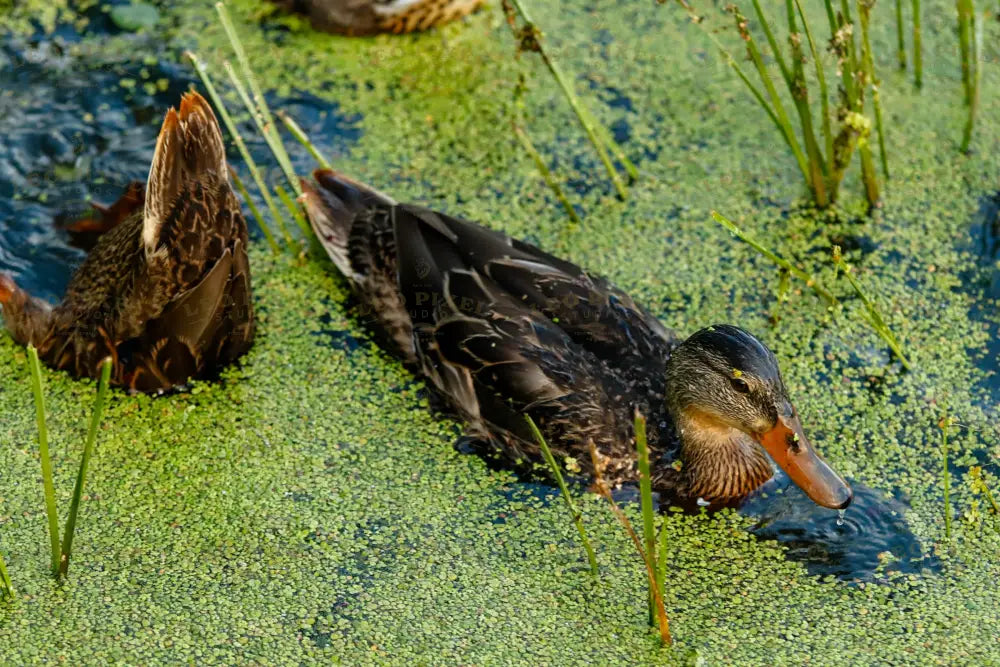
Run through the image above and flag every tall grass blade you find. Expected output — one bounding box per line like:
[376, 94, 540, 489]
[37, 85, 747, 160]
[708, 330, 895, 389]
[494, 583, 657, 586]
[940, 417, 954, 540]
[276, 110, 332, 170]
[832, 246, 911, 370]
[959, 8, 982, 153]
[793, 0, 834, 176]
[588, 441, 671, 645]
[710, 211, 839, 306]
[513, 123, 582, 226]
[27, 345, 61, 576]
[858, 0, 890, 179]
[216, 2, 302, 198]
[635, 411, 658, 626]
[59, 358, 112, 578]
[895, 0, 907, 68]
[186, 51, 286, 254]
[912, 0, 922, 87]
[525, 416, 599, 577]
[229, 166, 280, 254]
[0, 551, 14, 602]
[502, 0, 630, 199]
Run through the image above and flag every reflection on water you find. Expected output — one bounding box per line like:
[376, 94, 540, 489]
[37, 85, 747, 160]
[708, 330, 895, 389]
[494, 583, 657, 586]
[971, 192, 1000, 300]
[741, 473, 937, 582]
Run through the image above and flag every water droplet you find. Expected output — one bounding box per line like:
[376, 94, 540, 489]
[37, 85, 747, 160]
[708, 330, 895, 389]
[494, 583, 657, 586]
[696, 497, 710, 507]
[836, 509, 846, 526]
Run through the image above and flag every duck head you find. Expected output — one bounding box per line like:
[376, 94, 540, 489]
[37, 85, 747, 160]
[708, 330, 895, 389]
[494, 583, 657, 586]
[665, 324, 852, 510]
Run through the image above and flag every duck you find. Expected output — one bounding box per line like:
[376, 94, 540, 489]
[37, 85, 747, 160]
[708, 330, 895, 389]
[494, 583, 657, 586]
[299, 169, 853, 511]
[271, 0, 484, 36]
[0, 91, 255, 393]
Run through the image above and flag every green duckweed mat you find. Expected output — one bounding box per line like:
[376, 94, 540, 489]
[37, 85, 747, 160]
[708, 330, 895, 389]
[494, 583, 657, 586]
[2, 0, 1000, 663]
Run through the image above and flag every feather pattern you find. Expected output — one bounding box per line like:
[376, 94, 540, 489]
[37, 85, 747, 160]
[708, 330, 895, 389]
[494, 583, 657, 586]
[270, 0, 483, 35]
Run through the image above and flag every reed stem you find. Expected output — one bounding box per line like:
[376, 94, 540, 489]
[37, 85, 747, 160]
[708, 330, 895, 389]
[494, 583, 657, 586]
[793, 0, 834, 176]
[912, 0, 922, 87]
[895, 0, 907, 68]
[940, 417, 954, 540]
[59, 358, 112, 579]
[957, 0, 974, 106]
[588, 441, 671, 645]
[959, 8, 982, 153]
[711, 211, 839, 307]
[513, 123, 582, 226]
[275, 184, 321, 256]
[832, 246, 911, 370]
[186, 51, 286, 254]
[502, 0, 630, 199]
[216, 2, 302, 198]
[635, 412, 658, 626]
[525, 416, 599, 577]
[0, 551, 13, 602]
[858, 0, 890, 180]
[276, 110, 332, 169]
[229, 166, 280, 254]
[27, 345, 61, 576]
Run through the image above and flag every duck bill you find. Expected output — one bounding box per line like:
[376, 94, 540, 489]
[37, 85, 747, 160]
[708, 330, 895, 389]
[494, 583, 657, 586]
[754, 414, 853, 509]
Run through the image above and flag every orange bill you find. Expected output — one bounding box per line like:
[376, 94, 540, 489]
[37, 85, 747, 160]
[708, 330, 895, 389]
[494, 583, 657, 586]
[754, 413, 853, 509]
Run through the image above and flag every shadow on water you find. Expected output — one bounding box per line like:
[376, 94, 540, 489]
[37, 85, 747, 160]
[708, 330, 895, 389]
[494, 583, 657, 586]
[964, 192, 1000, 398]
[0, 18, 360, 302]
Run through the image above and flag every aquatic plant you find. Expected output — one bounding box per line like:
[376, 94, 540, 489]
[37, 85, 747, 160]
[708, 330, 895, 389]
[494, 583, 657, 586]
[525, 416, 599, 577]
[832, 245, 911, 370]
[911, 0, 922, 87]
[968, 466, 1000, 516]
[0, 550, 13, 603]
[634, 412, 661, 628]
[187, 51, 285, 254]
[277, 110, 332, 170]
[940, 416, 955, 540]
[588, 440, 671, 645]
[671, 0, 885, 208]
[956, 1, 982, 153]
[26, 348, 112, 579]
[501, 0, 636, 200]
[894, 0, 905, 68]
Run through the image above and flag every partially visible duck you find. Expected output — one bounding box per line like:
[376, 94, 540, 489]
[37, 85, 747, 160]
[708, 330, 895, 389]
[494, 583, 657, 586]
[272, 0, 484, 35]
[0, 91, 255, 393]
[300, 169, 853, 510]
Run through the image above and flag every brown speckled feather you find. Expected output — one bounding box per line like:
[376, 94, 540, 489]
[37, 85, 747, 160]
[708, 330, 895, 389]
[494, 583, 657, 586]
[0, 91, 255, 393]
[272, 0, 483, 35]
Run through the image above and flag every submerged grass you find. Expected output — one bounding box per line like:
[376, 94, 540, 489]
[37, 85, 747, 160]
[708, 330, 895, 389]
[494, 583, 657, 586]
[525, 416, 598, 577]
[27, 345, 60, 576]
[587, 441, 671, 645]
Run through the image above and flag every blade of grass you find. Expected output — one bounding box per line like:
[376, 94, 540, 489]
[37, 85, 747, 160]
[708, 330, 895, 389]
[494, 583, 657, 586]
[186, 51, 286, 255]
[216, 2, 302, 198]
[229, 166, 280, 254]
[588, 441, 671, 645]
[957, 0, 973, 106]
[502, 0, 630, 199]
[959, 8, 982, 153]
[59, 357, 112, 579]
[635, 411, 657, 626]
[221, 60, 295, 249]
[276, 110, 332, 169]
[275, 184, 322, 257]
[0, 550, 13, 602]
[858, 0, 890, 180]
[27, 345, 61, 576]
[525, 416, 599, 577]
[832, 246, 911, 369]
[895, 0, 907, 68]
[912, 0, 922, 87]
[969, 466, 1000, 515]
[711, 211, 839, 307]
[793, 0, 834, 176]
[939, 416, 954, 540]
[514, 123, 582, 226]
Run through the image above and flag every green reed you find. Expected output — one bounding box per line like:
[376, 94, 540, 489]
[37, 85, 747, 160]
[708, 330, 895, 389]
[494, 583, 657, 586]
[513, 123, 582, 226]
[228, 166, 279, 254]
[969, 466, 1000, 515]
[277, 110, 332, 170]
[634, 412, 660, 627]
[501, 0, 635, 200]
[957, 2, 982, 153]
[59, 359, 112, 578]
[940, 417, 955, 540]
[912, 0, 923, 86]
[27, 345, 61, 576]
[674, 0, 883, 208]
[0, 550, 14, 602]
[525, 416, 599, 577]
[588, 440, 671, 645]
[832, 246, 911, 370]
[858, 0, 889, 180]
[895, 0, 906, 68]
[186, 51, 285, 254]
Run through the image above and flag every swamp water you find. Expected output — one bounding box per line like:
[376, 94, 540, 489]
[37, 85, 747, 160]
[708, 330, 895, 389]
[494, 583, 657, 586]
[1, 0, 999, 663]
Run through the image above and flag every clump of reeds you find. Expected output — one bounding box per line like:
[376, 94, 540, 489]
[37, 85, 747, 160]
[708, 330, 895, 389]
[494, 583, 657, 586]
[588, 417, 671, 645]
[956, 1, 982, 153]
[27, 347, 113, 579]
[525, 415, 599, 577]
[671, 0, 886, 209]
[501, 0, 637, 201]
[832, 245, 911, 370]
[939, 416, 955, 540]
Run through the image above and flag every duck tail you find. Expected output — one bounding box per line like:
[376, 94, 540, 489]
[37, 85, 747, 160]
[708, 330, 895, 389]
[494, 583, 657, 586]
[300, 168, 396, 279]
[0, 273, 53, 347]
[143, 91, 229, 256]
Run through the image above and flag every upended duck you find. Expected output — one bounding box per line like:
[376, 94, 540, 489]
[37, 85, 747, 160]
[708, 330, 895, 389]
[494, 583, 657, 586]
[300, 169, 852, 510]
[272, 0, 483, 35]
[0, 92, 254, 393]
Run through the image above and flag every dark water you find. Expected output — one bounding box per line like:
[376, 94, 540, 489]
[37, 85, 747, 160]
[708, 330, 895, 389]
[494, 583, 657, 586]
[0, 17, 934, 585]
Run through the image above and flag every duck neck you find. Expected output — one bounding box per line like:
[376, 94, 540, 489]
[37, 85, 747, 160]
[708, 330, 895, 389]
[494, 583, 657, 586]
[675, 410, 773, 504]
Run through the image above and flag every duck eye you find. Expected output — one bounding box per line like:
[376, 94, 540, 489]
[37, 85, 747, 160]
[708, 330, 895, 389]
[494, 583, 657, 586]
[729, 377, 750, 394]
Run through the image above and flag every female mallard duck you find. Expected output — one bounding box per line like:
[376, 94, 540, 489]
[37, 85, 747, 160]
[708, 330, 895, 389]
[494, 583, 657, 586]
[272, 0, 483, 35]
[300, 169, 853, 510]
[0, 91, 254, 393]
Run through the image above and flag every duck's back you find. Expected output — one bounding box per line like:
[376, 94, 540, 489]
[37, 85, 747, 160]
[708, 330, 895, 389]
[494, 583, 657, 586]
[303, 170, 684, 482]
[275, 0, 483, 35]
